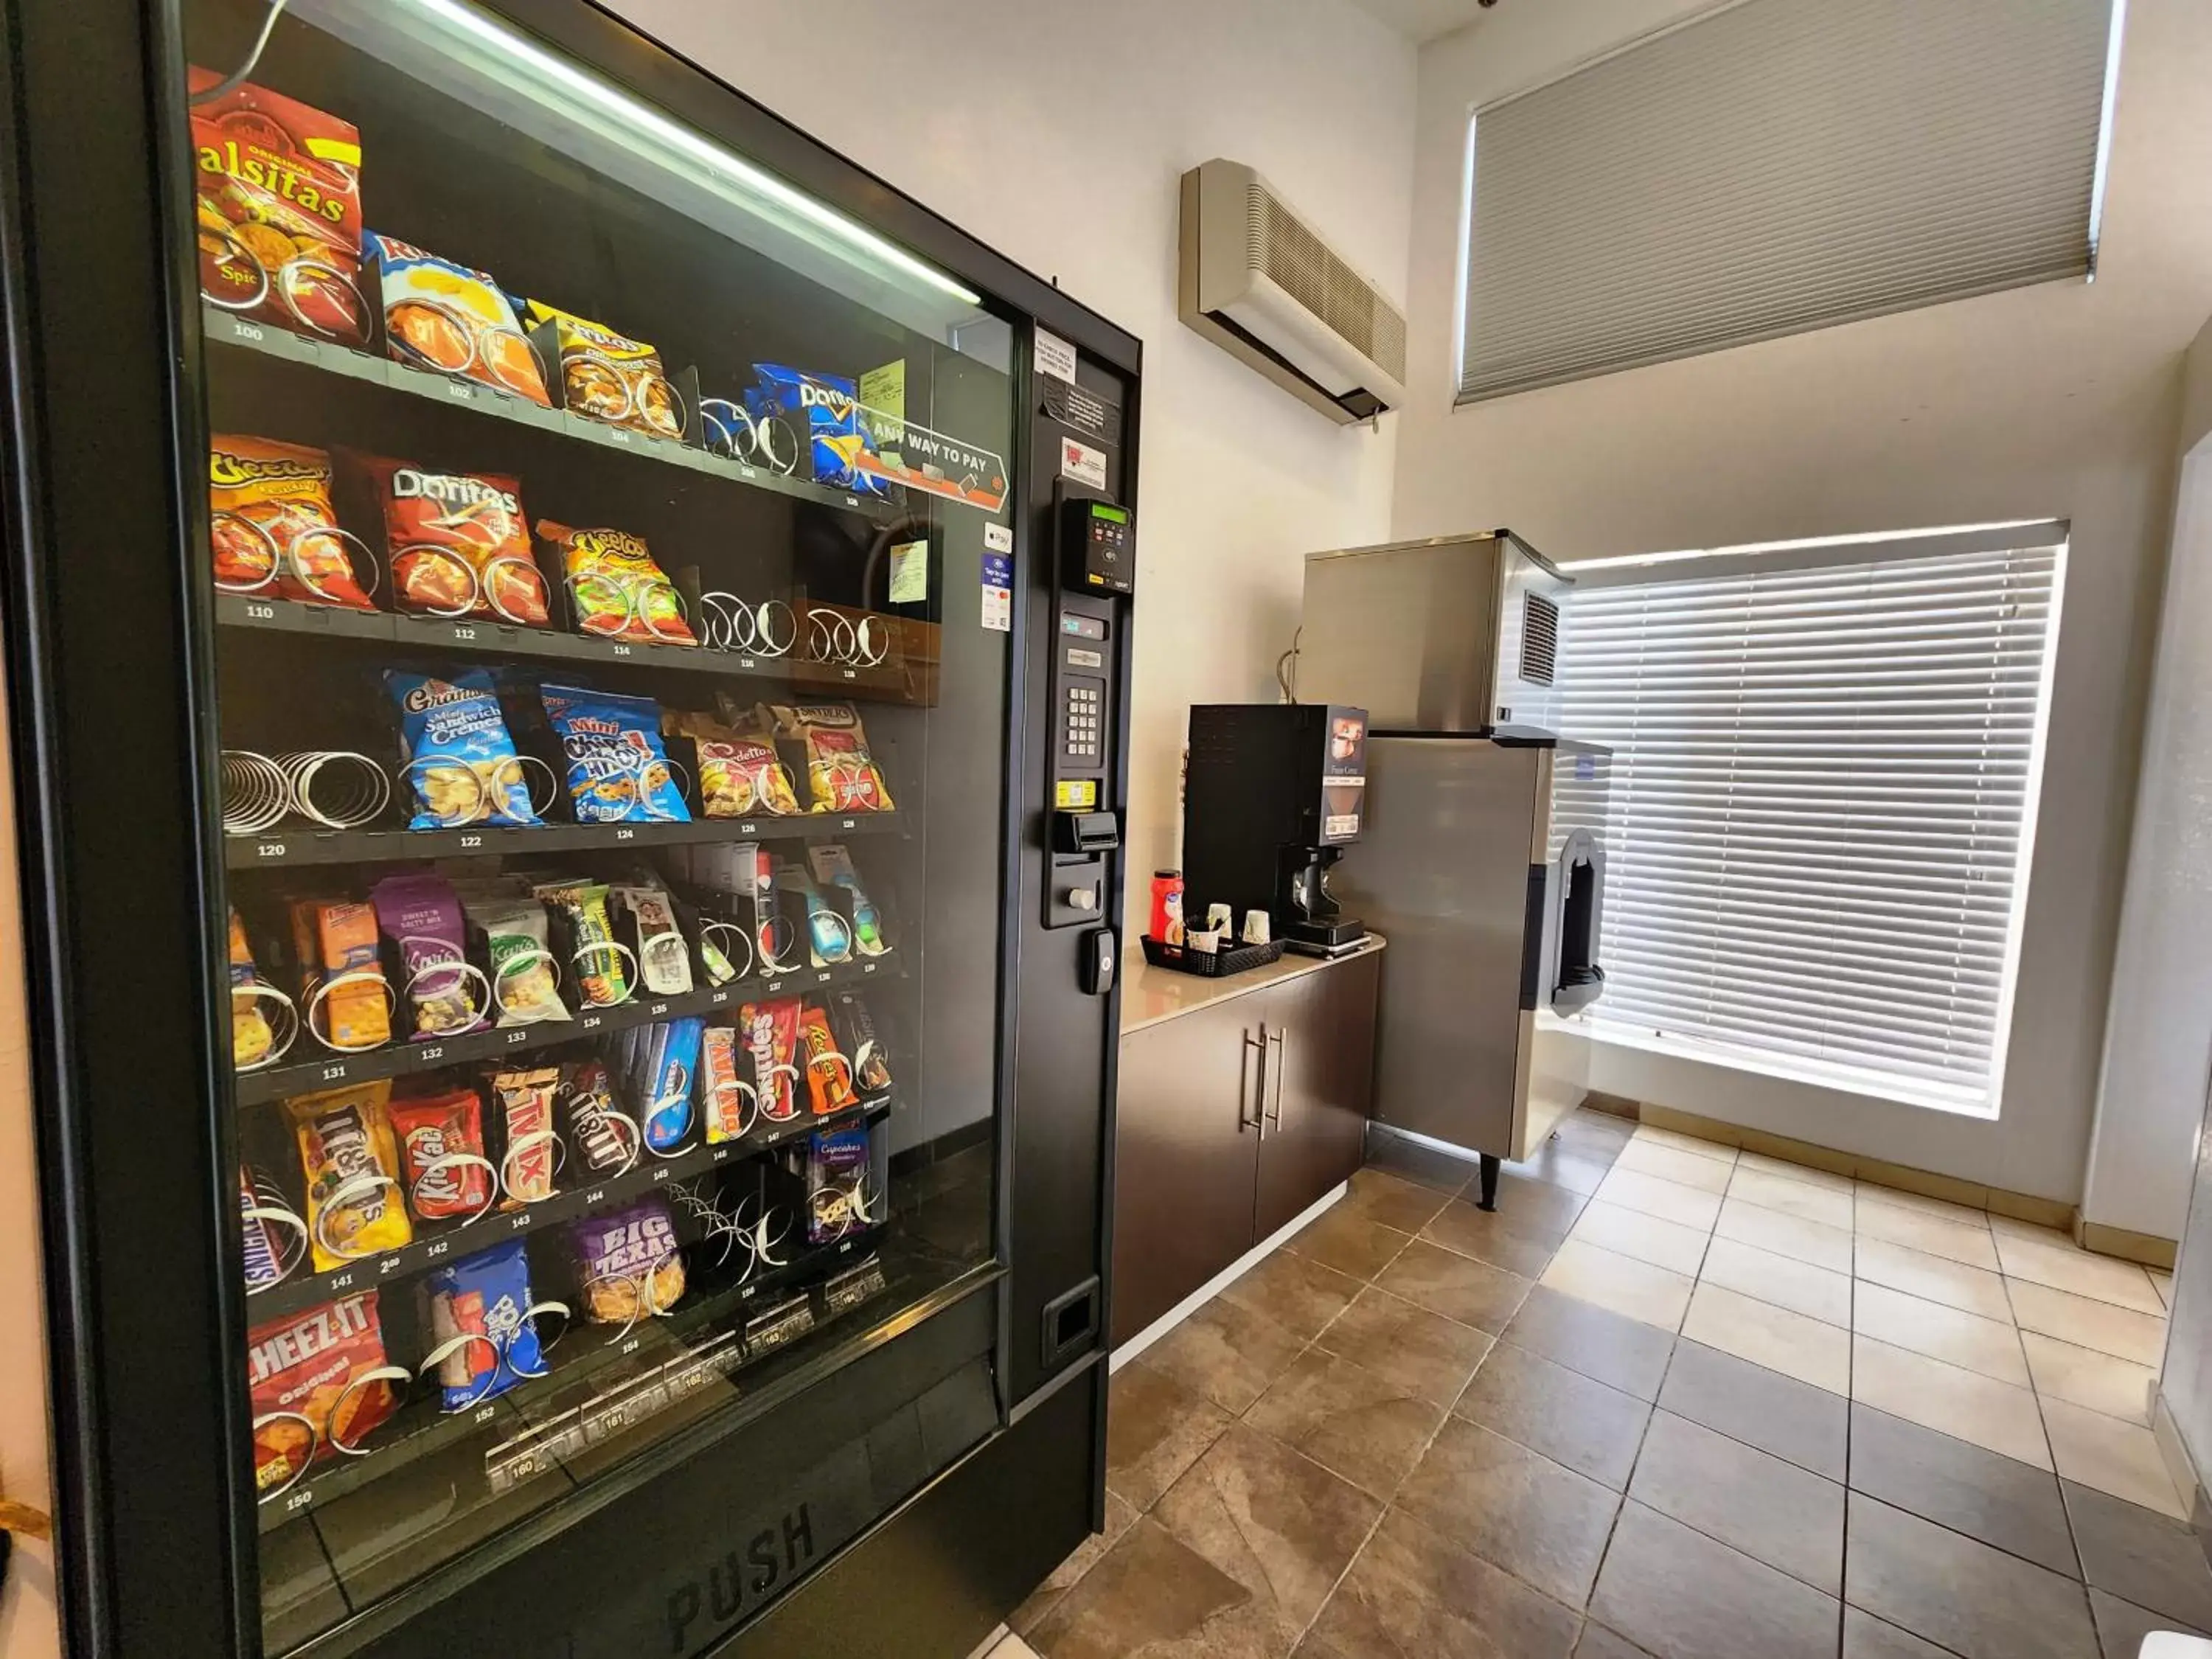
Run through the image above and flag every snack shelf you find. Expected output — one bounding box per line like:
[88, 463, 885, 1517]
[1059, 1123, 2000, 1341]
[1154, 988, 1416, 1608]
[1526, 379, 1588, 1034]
[232, 953, 902, 1105]
[203, 305, 902, 526]
[255, 1222, 901, 1534]
[223, 807, 902, 870]
[244, 1094, 895, 1322]
[212, 594, 911, 698]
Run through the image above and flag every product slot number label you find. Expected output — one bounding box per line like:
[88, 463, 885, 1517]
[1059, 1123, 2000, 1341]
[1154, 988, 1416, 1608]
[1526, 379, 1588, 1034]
[459, 834, 484, 849]
[653, 1166, 671, 1183]
[476, 1404, 498, 1424]
[582, 1015, 603, 1031]
[245, 602, 276, 622]
[328, 1270, 355, 1289]
[284, 1489, 313, 1513]
[612, 644, 633, 657]
[451, 625, 477, 642]
[506, 1029, 529, 1046]
[257, 843, 288, 860]
[585, 1188, 608, 1204]
[509, 1212, 532, 1230]
[420, 1046, 444, 1061]
[445, 381, 476, 403]
[649, 1001, 669, 1016]
[616, 828, 636, 841]
[425, 1240, 450, 1259]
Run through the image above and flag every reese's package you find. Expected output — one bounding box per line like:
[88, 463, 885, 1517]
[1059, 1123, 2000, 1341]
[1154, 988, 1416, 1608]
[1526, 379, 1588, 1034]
[540, 684, 689, 824]
[765, 701, 894, 813]
[420, 1239, 546, 1411]
[365, 232, 549, 404]
[387, 667, 540, 830]
[210, 436, 376, 610]
[358, 456, 549, 625]
[288, 1081, 412, 1270]
[190, 72, 369, 344]
[567, 1197, 685, 1325]
[391, 1088, 492, 1221]
[248, 1291, 397, 1491]
[536, 521, 695, 646]
[521, 300, 685, 440]
[799, 1004, 858, 1116]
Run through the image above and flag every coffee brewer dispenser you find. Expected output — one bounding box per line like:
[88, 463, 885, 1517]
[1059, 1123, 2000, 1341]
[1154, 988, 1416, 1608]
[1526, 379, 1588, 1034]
[1183, 703, 1369, 956]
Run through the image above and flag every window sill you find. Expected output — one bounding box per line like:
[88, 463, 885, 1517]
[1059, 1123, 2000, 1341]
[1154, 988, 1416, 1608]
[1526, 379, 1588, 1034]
[1583, 1019, 2001, 1123]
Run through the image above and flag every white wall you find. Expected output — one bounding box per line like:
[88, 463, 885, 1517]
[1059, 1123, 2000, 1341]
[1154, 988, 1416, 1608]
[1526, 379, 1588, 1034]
[1394, 0, 2212, 1204]
[2090, 319, 2212, 1239]
[604, 0, 1418, 930]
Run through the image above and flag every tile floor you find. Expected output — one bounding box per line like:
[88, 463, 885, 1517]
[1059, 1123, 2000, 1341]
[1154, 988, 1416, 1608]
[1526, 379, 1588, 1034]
[1015, 1109, 2211, 1659]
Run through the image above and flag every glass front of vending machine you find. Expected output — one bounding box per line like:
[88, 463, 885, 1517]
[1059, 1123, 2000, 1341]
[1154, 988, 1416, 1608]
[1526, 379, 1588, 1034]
[0, 1, 1141, 1655]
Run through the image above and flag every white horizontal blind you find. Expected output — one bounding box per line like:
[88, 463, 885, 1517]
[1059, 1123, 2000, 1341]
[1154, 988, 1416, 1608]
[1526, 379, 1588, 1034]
[1460, 0, 2115, 403]
[1556, 531, 2064, 1110]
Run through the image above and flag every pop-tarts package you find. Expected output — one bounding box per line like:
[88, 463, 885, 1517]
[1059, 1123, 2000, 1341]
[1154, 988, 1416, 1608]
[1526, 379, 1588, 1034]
[387, 668, 540, 830]
[745, 364, 894, 498]
[540, 684, 690, 824]
[419, 1237, 544, 1411]
[639, 1018, 702, 1154]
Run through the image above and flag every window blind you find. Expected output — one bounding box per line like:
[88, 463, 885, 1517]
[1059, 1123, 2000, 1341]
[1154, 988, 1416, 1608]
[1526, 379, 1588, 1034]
[1459, 0, 2117, 403]
[1554, 526, 2065, 1112]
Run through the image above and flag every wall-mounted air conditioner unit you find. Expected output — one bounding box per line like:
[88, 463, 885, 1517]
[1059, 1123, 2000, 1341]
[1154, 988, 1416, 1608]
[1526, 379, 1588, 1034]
[1178, 158, 1408, 425]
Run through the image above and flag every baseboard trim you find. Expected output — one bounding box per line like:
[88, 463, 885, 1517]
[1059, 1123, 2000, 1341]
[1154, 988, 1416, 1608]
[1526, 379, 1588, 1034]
[1108, 1183, 1346, 1372]
[1627, 1101, 2175, 1262]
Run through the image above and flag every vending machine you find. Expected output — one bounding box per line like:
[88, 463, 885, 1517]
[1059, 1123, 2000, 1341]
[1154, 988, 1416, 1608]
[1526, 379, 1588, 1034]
[0, 1, 1140, 1655]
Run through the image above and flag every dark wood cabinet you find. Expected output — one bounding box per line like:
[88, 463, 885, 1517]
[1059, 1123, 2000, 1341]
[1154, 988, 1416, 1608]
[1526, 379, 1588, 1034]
[1110, 948, 1382, 1347]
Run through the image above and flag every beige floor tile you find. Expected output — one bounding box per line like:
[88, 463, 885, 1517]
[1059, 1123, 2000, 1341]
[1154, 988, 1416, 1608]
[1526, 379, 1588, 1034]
[1593, 1166, 1723, 1234]
[2152, 1269, 2175, 1310]
[1714, 1196, 1854, 1274]
[1853, 1200, 2000, 1272]
[1852, 1237, 2013, 1324]
[1613, 1136, 1734, 1195]
[1849, 1335, 2051, 1470]
[1631, 1124, 1737, 1166]
[1728, 1166, 1855, 1230]
[2041, 1395, 2188, 1519]
[1698, 1235, 1852, 1329]
[1570, 1200, 1712, 1278]
[2019, 1331, 2155, 1427]
[1851, 1282, 2028, 1387]
[1994, 1234, 2163, 1314]
[2006, 1277, 2166, 1366]
[1854, 1183, 1989, 1229]
[1680, 1281, 1850, 1396]
[1988, 1212, 2074, 1248]
[1736, 1150, 1855, 1194]
[1539, 1239, 1695, 1333]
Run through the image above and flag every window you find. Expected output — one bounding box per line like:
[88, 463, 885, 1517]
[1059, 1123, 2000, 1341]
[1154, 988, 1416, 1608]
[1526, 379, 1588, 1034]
[1458, 0, 2122, 403]
[1554, 523, 2065, 1113]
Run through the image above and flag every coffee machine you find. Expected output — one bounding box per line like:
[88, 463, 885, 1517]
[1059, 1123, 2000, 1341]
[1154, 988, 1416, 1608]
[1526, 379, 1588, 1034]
[1183, 703, 1369, 956]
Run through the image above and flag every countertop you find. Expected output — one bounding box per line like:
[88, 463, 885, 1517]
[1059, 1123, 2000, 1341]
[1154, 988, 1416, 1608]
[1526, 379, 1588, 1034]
[1121, 933, 1387, 1035]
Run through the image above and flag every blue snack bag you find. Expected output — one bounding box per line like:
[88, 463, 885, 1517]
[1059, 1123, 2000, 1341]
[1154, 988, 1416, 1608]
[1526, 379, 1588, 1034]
[744, 364, 894, 498]
[540, 684, 690, 824]
[640, 1017, 702, 1154]
[386, 668, 540, 830]
[418, 1238, 546, 1410]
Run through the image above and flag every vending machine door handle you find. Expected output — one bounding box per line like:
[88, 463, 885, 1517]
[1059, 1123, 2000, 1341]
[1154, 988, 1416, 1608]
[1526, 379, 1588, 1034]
[1081, 927, 1116, 995]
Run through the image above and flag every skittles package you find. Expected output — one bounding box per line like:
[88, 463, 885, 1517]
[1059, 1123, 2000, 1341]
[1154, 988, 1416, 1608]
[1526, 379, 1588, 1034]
[366, 233, 549, 404]
[740, 995, 802, 1122]
[419, 1239, 546, 1411]
[521, 300, 685, 440]
[535, 521, 695, 646]
[288, 1081, 412, 1270]
[248, 1291, 397, 1490]
[190, 73, 368, 344]
[387, 667, 540, 830]
[210, 436, 376, 610]
[540, 684, 689, 824]
[567, 1197, 685, 1325]
[358, 455, 549, 625]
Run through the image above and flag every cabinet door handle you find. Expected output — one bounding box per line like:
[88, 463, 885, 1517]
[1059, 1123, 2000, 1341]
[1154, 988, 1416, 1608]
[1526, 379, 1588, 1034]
[1266, 1029, 1287, 1129]
[1240, 1028, 1265, 1133]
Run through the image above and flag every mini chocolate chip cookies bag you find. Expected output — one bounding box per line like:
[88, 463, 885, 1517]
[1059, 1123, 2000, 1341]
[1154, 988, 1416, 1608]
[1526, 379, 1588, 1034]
[540, 684, 689, 824]
[288, 1080, 412, 1270]
[387, 667, 540, 830]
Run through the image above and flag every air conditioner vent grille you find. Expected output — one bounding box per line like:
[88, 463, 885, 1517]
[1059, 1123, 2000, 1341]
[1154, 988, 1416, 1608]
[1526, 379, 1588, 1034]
[1246, 184, 1408, 383]
[1521, 592, 1560, 686]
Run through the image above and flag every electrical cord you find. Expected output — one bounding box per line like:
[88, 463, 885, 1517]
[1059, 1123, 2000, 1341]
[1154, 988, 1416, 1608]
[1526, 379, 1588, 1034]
[191, 0, 290, 104]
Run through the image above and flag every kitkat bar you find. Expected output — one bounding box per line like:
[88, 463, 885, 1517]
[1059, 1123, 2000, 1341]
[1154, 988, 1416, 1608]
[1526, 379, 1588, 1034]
[391, 1088, 493, 1220]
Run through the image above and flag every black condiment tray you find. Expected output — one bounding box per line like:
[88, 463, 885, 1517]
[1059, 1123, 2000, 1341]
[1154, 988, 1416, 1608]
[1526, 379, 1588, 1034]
[1140, 936, 1286, 977]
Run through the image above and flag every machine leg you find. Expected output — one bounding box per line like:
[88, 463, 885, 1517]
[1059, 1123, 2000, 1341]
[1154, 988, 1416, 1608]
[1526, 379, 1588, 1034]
[1477, 1154, 1500, 1211]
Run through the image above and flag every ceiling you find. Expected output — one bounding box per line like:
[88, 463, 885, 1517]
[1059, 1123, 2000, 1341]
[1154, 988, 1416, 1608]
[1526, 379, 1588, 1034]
[1339, 0, 1495, 44]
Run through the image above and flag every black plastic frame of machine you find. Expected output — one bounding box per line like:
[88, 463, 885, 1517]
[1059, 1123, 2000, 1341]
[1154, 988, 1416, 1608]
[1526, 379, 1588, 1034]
[0, 0, 1141, 1653]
